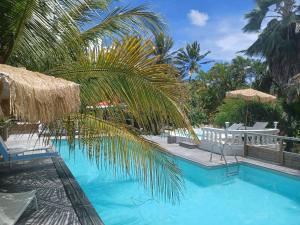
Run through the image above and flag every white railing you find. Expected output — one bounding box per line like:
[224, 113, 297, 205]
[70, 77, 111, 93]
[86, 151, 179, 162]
[245, 132, 300, 148]
[202, 127, 279, 146]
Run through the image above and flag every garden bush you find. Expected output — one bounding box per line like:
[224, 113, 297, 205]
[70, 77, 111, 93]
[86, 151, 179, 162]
[213, 99, 284, 128]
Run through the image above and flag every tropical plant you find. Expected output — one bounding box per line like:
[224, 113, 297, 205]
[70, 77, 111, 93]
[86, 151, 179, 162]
[0, 0, 197, 202]
[153, 33, 175, 64]
[187, 56, 269, 125]
[175, 41, 212, 81]
[213, 99, 284, 128]
[243, 0, 300, 93]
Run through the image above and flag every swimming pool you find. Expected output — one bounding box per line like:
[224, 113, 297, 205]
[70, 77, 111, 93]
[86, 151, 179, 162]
[59, 140, 300, 225]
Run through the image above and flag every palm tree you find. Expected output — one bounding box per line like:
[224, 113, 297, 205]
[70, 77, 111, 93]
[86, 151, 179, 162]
[153, 33, 175, 64]
[175, 41, 212, 81]
[0, 0, 197, 202]
[243, 0, 300, 93]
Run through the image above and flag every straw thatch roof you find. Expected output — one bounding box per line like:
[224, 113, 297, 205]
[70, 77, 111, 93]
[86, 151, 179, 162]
[0, 64, 80, 122]
[226, 88, 277, 103]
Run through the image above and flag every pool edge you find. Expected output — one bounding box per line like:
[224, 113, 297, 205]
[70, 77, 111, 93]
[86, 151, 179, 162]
[52, 156, 105, 225]
[169, 151, 300, 179]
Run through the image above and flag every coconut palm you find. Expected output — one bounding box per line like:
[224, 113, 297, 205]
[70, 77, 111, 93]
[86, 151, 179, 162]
[243, 0, 300, 92]
[175, 41, 212, 81]
[0, 0, 197, 201]
[153, 33, 175, 64]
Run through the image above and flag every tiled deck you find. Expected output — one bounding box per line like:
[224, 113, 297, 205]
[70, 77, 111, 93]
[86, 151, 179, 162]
[0, 158, 81, 225]
[0, 157, 103, 225]
[146, 136, 300, 177]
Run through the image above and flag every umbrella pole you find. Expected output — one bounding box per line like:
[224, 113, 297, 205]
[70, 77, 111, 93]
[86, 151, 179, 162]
[245, 102, 248, 130]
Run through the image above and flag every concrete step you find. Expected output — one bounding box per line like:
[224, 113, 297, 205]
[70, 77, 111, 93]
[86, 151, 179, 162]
[179, 141, 197, 149]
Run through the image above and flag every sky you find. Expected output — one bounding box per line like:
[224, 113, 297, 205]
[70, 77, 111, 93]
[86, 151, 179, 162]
[121, 0, 258, 67]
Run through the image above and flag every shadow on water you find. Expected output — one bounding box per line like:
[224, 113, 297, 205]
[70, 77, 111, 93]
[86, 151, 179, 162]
[238, 164, 300, 203]
[178, 157, 300, 203]
[176, 159, 236, 187]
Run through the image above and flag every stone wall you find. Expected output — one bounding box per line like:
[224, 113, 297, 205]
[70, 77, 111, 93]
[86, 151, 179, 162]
[246, 145, 283, 164]
[246, 145, 300, 170]
[283, 152, 300, 170]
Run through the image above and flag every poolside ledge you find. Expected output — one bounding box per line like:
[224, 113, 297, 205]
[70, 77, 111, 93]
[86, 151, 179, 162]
[146, 136, 300, 178]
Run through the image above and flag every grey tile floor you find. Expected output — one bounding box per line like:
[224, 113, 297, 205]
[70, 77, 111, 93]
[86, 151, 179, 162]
[0, 158, 81, 225]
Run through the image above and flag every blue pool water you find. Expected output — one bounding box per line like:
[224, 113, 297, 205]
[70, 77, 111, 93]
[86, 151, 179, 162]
[59, 141, 300, 225]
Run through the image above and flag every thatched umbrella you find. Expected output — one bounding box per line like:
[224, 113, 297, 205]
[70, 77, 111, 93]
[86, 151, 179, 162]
[0, 64, 80, 122]
[226, 88, 277, 127]
[226, 88, 277, 103]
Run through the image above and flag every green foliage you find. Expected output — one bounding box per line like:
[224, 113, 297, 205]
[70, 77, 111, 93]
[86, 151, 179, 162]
[187, 107, 208, 126]
[187, 56, 268, 125]
[282, 99, 300, 137]
[213, 99, 284, 128]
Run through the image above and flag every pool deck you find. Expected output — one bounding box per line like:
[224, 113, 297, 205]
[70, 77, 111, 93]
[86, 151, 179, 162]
[146, 135, 300, 177]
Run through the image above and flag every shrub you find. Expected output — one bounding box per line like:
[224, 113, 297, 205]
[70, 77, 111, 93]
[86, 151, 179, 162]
[188, 107, 208, 126]
[213, 99, 284, 128]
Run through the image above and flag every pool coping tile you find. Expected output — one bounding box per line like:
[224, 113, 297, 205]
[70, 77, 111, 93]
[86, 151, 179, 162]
[146, 136, 300, 179]
[52, 157, 105, 225]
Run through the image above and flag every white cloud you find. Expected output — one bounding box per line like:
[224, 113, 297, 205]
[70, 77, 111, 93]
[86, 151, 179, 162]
[174, 16, 259, 61]
[211, 18, 258, 60]
[187, 10, 209, 27]
[215, 32, 257, 59]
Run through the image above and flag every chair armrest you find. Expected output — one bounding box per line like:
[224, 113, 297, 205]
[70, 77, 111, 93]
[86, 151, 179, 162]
[8, 146, 52, 155]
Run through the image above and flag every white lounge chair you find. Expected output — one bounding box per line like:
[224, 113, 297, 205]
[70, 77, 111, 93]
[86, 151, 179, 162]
[0, 190, 38, 225]
[227, 123, 244, 130]
[239, 122, 268, 130]
[0, 136, 58, 162]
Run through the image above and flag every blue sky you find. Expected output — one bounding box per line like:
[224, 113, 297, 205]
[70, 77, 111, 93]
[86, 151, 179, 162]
[121, 0, 258, 65]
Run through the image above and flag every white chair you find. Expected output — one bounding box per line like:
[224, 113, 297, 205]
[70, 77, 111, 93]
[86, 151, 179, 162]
[0, 190, 38, 225]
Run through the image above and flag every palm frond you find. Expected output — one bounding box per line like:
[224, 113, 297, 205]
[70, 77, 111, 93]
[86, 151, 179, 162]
[68, 0, 110, 26]
[47, 114, 184, 202]
[81, 4, 166, 42]
[243, 0, 295, 32]
[0, 0, 84, 70]
[50, 37, 196, 138]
